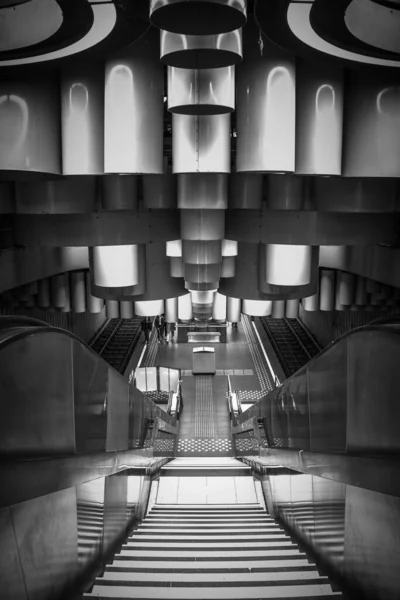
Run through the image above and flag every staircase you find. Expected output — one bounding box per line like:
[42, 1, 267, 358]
[84, 459, 342, 599]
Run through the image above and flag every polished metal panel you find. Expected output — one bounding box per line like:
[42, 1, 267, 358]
[0, 332, 75, 455]
[103, 473, 128, 563]
[229, 172, 263, 209]
[295, 60, 344, 175]
[12, 488, 79, 600]
[266, 174, 304, 210]
[178, 173, 228, 209]
[160, 28, 242, 69]
[184, 262, 221, 283]
[0, 77, 61, 175]
[104, 33, 163, 174]
[168, 66, 235, 114]
[102, 175, 138, 210]
[0, 507, 27, 600]
[343, 70, 400, 177]
[106, 367, 129, 452]
[182, 240, 222, 264]
[312, 176, 399, 212]
[181, 209, 225, 240]
[15, 177, 97, 214]
[150, 0, 247, 35]
[236, 23, 296, 172]
[173, 113, 230, 173]
[61, 64, 104, 175]
[93, 245, 139, 287]
[143, 165, 176, 209]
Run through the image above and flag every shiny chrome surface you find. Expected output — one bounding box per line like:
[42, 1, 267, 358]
[104, 34, 163, 174]
[236, 23, 295, 173]
[295, 60, 344, 176]
[181, 208, 225, 240]
[343, 70, 400, 177]
[173, 113, 230, 173]
[182, 240, 222, 264]
[150, 0, 247, 36]
[160, 29, 242, 69]
[61, 64, 104, 175]
[178, 173, 228, 209]
[168, 66, 235, 114]
[0, 77, 61, 175]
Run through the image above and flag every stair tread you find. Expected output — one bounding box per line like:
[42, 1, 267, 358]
[111, 559, 314, 570]
[101, 571, 324, 583]
[119, 549, 305, 558]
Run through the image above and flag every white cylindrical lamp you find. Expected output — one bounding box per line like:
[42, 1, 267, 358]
[242, 299, 272, 317]
[106, 300, 119, 318]
[93, 245, 139, 288]
[227, 296, 241, 322]
[173, 113, 230, 173]
[265, 244, 312, 286]
[104, 34, 164, 174]
[168, 66, 235, 115]
[150, 0, 247, 35]
[51, 274, 66, 308]
[165, 297, 179, 322]
[61, 64, 104, 175]
[160, 29, 242, 69]
[85, 272, 104, 314]
[120, 301, 134, 319]
[272, 300, 285, 319]
[170, 257, 184, 278]
[285, 298, 299, 319]
[71, 271, 87, 313]
[212, 292, 227, 321]
[303, 292, 319, 312]
[221, 256, 235, 278]
[178, 293, 193, 321]
[135, 299, 164, 317]
[60, 275, 71, 313]
[319, 269, 335, 311]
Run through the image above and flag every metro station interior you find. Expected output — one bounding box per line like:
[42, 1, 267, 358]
[1, 1, 400, 599]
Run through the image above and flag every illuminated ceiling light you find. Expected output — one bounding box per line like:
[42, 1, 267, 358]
[0, 2, 117, 66]
[236, 21, 296, 173]
[242, 299, 272, 317]
[149, 0, 247, 36]
[190, 290, 215, 304]
[168, 66, 235, 115]
[178, 293, 193, 320]
[160, 29, 242, 69]
[134, 299, 165, 317]
[265, 244, 312, 287]
[93, 245, 139, 287]
[166, 240, 182, 257]
[222, 239, 238, 257]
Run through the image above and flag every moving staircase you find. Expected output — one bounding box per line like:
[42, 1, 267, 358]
[260, 317, 321, 377]
[84, 458, 342, 599]
[89, 317, 143, 373]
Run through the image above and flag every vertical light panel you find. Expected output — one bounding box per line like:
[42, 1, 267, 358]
[178, 293, 193, 320]
[212, 292, 227, 321]
[295, 59, 344, 175]
[265, 244, 312, 286]
[173, 113, 230, 173]
[0, 77, 61, 175]
[343, 70, 400, 177]
[61, 64, 104, 175]
[236, 23, 296, 173]
[105, 34, 164, 174]
[168, 66, 235, 114]
[165, 297, 178, 322]
[93, 245, 139, 287]
[227, 296, 241, 322]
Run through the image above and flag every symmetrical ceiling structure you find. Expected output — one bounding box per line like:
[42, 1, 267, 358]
[0, 0, 400, 322]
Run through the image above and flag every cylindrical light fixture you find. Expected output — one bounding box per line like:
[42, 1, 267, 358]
[319, 269, 335, 311]
[266, 174, 304, 210]
[170, 257, 184, 277]
[303, 292, 319, 312]
[338, 272, 355, 306]
[120, 301, 134, 319]
[60, 275, 71, 313]
[182, 240, 222, 264]
[265, 244, 312, 286]
[295, 59, 344, 176]
[149, 0, 247, 35]
[71, 271, 86, 313]
[178, 174, 227, 209]
[106, 299, 120, 318]
[51, 274, 66, 308]
[143, 159, 176, 209]
[134, 299, 164, 317]
[221, 256, 235, 278]
[0, 77, 61, 176]
[227, 296, 241, 322]
[185, 281, 219, 291]
[166, 240, 182, 257]
[102, 175, 138, 210]
[160, 29, 243, 69]
[190, 290, 215, 304]
[104, 33, 163, 174]
[272, 300, 285, 319]
[173, 114, 230, 173]
[222, 239, 238, 256]
[285, 298, 299, 318]
[181, 209, 225, 240]
[229, 172, 263, 209]
[178, 293, 193, 320]
[212, 292, 227, 321]
[242, 299, 272, 317]
[165, 297, 179, 322]
[168, 66, 235, 115]
[93, 245, 139, 287]
[236, 23, 296, 173]
[86, 272, 104, 314]
[61, 64, 104, 175]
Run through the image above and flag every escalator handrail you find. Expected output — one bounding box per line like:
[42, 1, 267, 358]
[0, 315, 50, 329]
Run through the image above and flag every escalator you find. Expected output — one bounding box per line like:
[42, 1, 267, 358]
[260, 317, 321, 377]
[89, 317, 143, 373]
